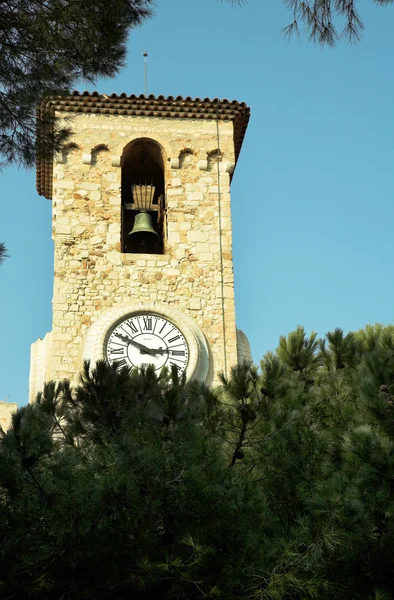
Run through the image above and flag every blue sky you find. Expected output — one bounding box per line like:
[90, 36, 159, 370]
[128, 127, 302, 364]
[1, 0, 394, 406]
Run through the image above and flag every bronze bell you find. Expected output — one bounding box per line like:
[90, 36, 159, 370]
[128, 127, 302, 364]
[128, 211, 159, 238]
[126, 211, 159, 253]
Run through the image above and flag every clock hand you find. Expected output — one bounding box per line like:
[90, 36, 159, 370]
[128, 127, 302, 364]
[115, 333, 153, 355]
[115, 333, 133, 344]
[148, 347, 169, 355]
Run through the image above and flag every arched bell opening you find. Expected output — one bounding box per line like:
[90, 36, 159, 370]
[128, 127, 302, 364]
[121, 138, 165, 254]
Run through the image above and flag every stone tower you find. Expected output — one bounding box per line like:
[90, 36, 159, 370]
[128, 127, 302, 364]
[30, 93, 251, 402]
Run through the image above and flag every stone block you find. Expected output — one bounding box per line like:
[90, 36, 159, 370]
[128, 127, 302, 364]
[82, 183, 100, 190]
[56, 224, 72, 235]
[107, 251, 122, 266]
[174, 247, 186, 260]
[57, 333, 73, 341]
[187, 230, 208, 243]
[189, 297, 201, 310]
[220, 161, 235, 174]
[223, 286, 235, 299]
[107, 235, 119, 245]
[55, 181, 74, 189]
[56, 214, 71, 224]
[167, 231, 180, 244]
[187, 192, 203, 201]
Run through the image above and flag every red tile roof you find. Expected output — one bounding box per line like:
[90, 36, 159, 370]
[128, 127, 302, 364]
[36, 92, 250, 199]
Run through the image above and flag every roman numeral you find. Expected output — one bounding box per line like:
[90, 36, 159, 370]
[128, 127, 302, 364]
[159, 322, 167, 334]
[143, 317, 152, 331]
[115, 359, 128, 369]
[170, 362, 182, 372]
[110, 348, 124, 355]
[127, 320, 138, 334]
[171, 350, 185, 356]
[168, 335, 180, 344]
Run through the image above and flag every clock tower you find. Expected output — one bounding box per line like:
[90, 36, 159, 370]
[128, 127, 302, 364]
[30, 93, 251, 402]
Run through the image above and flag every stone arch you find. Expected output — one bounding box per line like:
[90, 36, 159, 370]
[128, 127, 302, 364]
[179, 147, 196, 169]
[179, 147, 195, 156]
[121, 137, 165, 203]
[207, 148, 223, 171]
[61, 143, 80, 165]
[120, 138, 166, 254]
[207, 148, 223, 160]
[91, 144, 110, 166]
[114, 132, 172, 167]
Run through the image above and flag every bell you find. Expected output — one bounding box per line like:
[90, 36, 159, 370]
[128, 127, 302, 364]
[126, 211, 159, 253]
[128, 211, 159, 238]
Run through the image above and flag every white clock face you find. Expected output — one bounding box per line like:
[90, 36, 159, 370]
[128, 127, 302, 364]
[106, 313, 189, 374]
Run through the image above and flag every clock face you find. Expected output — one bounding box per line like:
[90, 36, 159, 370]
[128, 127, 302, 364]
[106, 313, 189, 374]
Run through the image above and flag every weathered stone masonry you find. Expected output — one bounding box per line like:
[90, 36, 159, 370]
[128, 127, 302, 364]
[29, 94, 251, 402]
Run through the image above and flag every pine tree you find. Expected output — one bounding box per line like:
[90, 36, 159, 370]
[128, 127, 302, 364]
[0, 362, 264, 599]
[0, 0, 153, 167]
[244, 325, 394, 599]
[3, 326, 394, 598]
[228, 0, 393, 46]
[0, 243, 8, 266]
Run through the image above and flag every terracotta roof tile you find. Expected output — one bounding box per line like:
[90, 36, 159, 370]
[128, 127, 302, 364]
[36, 92, 250, 199]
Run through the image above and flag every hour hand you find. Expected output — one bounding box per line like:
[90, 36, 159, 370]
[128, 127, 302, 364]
[149, 347, 169, 356]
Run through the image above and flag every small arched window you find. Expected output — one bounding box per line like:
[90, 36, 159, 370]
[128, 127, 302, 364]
[121, 138, 165, 254]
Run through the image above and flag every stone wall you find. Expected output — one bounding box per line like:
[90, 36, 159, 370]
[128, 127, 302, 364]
[30, 113, 243, 401]
[29, 331, 52, 403]
[0, 401, 17, 431]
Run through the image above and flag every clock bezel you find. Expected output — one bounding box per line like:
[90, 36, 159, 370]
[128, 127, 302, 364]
[82, 302, 211, 382]
[105, 311, 189, 374]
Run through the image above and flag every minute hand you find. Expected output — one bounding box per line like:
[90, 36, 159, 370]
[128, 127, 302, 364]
[115, 334, 154, 355]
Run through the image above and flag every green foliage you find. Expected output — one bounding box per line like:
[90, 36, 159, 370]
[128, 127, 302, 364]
[228, 0, 392, 46]
[277, 325, 320, 376]
[0, 362, 264, 598]
[3, 324, 394, 598]
[0, 242, 8, 265]
[281, 0, 393, 46]
[0, 0, 153, 167]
